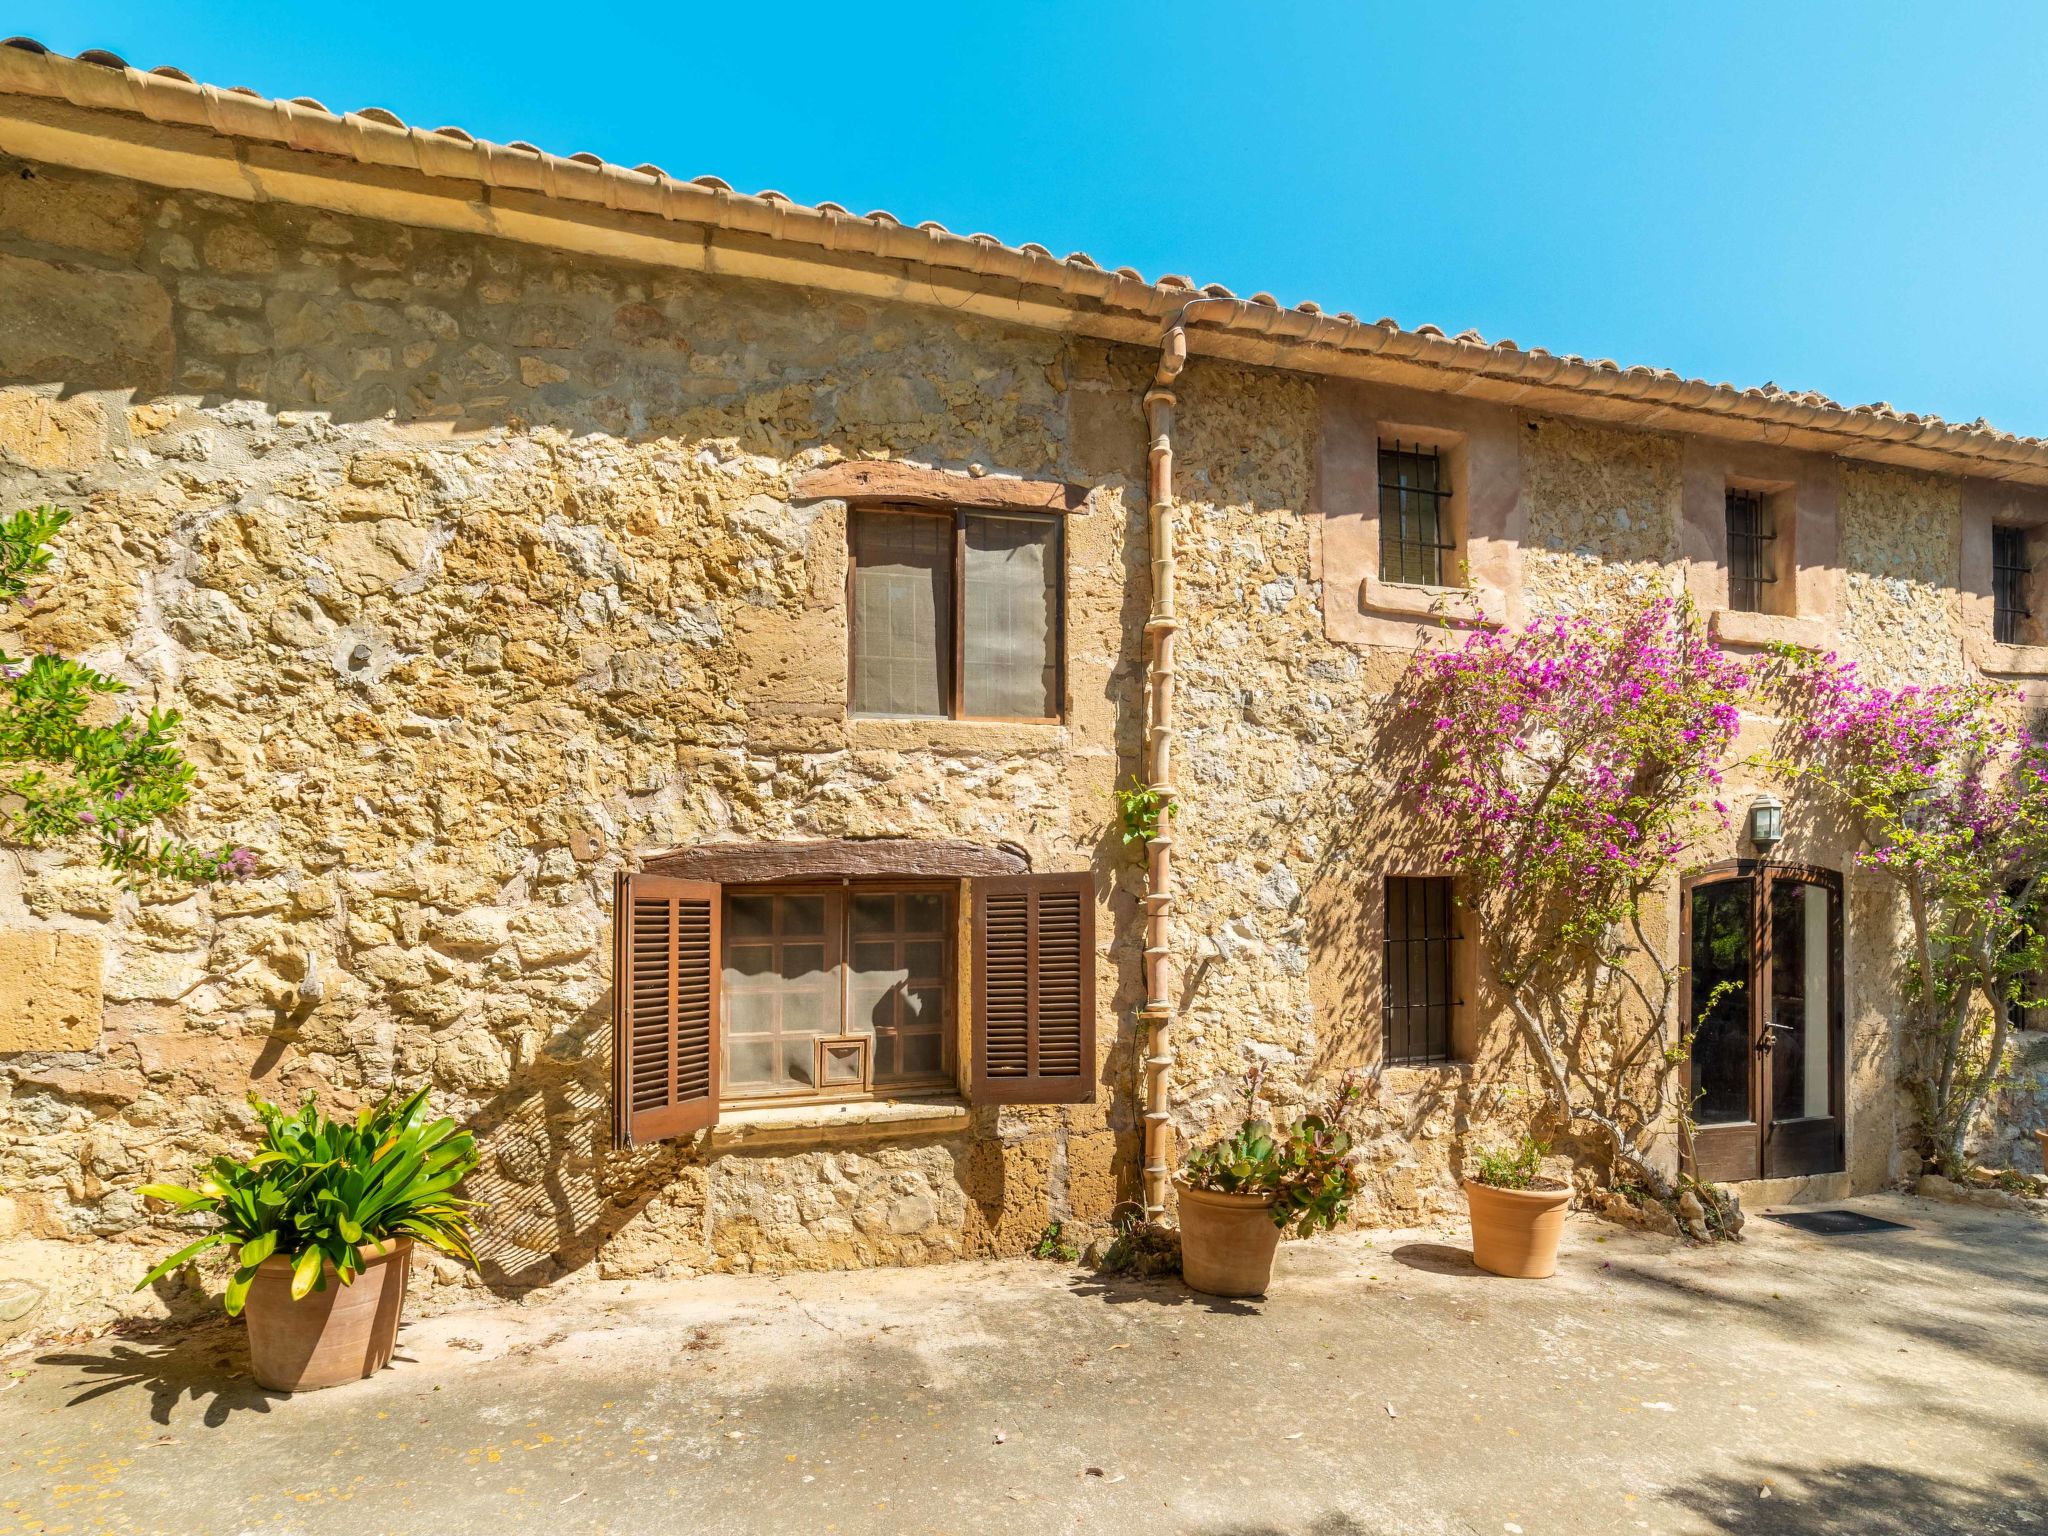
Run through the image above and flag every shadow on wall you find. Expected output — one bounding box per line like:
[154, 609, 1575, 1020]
[461, 989, 690, 1297]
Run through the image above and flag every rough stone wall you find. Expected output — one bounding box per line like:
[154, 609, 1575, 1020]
[0, 153, 2035, 1340]
[0, 155, 1152, 1338]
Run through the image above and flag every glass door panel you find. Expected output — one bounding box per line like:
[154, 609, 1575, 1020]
[1690, 878, 1754, 1126]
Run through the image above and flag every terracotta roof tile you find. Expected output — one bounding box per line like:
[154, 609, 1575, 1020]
[0, 37, 2042, 478]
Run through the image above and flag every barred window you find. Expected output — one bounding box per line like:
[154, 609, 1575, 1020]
[1725, 488, 1776, 613]
[1994, 525, 2032, 646]
[1378, 441, 1453, 586]
[1383, 876, 1459, 1065]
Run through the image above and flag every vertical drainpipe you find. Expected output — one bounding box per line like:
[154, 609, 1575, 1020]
[1140, 321, 1190, 1224]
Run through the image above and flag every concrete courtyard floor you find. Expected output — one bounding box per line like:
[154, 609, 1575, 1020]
[1, 1193, 2043, 1536]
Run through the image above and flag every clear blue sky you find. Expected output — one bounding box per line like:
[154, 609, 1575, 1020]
[31, 3, 2048, 436]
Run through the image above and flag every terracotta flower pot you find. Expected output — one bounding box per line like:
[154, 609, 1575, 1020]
[243, 1237, 413, 1392]
[1175, 1177, 1282, 1297]
[1464, 1178, 1570, 1279]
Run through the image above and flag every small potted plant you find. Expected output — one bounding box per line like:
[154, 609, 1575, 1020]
[1175, 1067, 1364, 1297]
[1463, 1135, 1571, 1278]
[137, 1088, 479, 1392]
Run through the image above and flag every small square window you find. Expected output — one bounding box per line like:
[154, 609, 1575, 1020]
[849, 506, 1062, 720]
[1383, 876, 1459, 1066]
[1377, 441, 1453, 587]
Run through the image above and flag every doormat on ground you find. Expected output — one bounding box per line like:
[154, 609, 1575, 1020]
[1763, 1209, 1910, 1236]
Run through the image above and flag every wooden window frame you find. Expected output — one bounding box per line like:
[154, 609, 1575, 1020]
[718, 878, 960, 1110]
[847, 502, 1066, 725]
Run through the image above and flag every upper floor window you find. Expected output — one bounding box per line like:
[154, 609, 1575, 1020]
[849, 505, 1062, 721]
[1383, 875, 1461, 1065]
[1994, 525, 2034, 646]
[1725, 487, 1777, 613]
[1378, 440, 1454, 586]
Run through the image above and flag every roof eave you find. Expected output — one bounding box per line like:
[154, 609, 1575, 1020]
[2, 44, 2045, 488]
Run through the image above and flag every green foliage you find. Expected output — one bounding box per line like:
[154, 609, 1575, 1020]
[136, 1088, 479, 1312]
[1030, 1220, 1080, 1262]
[1469, 1135, 1549, 1191]
[1113, 776, 1178, 847]
[0, 505, 251, 886]
[1181, 1065, 1367, 1237]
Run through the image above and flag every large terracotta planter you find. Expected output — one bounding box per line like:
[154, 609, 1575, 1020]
[243, 1237, 413, 1392]
[1176, 1178, 1282, 1297]
[1464, 1178, 1570, 1279]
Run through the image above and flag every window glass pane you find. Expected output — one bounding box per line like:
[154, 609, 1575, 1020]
[851, 893, 896, 936]
[727, 1038, 775, 1086]
[1689, 879, 1753, 1124]
[728, 895, 774, 941]
[722, 891, 841, 1099]
[843, 887, 954, 1083]
[962, 514, 1058, 718]
[782, 896, 826, 937]
[851, 511, 951, 717]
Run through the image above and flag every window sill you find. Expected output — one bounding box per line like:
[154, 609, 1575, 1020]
[708, 1096, 973, 1149]
[1360, 576, 1502, 629]
[847, 717, 1068, 754]
[1381, 1061, 1472, 1094]
[1974, 638, 2048, 677]
[1707, 608, 1831, 651]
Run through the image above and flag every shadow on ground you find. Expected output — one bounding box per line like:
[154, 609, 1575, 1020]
[35, 1320, 284, 1428]
[1669, 1456, 2048, 1535]
[1389, 1242, 1483, 1276]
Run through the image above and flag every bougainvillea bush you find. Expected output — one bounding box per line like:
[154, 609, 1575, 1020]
[1399, 596, 1750, 1206]
[0, 505, 250, 884]
[1767, 650, 2048, 1176]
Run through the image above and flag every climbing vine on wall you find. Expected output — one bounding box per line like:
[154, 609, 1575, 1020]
[0, 506, 251, 885]
[1397, 596, 1750, 1215]
[1764, 647, 2048, 1177]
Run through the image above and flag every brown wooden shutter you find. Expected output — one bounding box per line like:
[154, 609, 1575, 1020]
[972, 871, 1096, 1104]
[611, 873, 721, 1147]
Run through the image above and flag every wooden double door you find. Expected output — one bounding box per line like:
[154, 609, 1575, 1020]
[1681, 862, 1845, 1184]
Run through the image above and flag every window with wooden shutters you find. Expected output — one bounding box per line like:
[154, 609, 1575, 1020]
[971, 871, 1096, 1104]
[610, 874, 721, 1147]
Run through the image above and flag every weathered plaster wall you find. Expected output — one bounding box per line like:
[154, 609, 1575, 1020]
[0, 155, 1153, 1338]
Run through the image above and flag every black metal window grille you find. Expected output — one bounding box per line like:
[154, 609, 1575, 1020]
[1383, 876, 1458, 1065]
[1994, 525, 2032, 646]
[1378, 441, 1453, 586]
[1725, 488, 1776, 612]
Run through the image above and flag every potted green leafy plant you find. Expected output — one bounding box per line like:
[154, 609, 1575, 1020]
[1464, 1135, 1570, 1278]
[138, 1088, 479, 1392]
[1175, 1066, 1364, 1297]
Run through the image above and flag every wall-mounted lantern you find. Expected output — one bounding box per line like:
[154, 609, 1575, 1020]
[1748, 793, 1784, 852]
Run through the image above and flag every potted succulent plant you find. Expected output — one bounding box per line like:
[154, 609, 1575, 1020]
[1463, 1135, 1571, 1278]
[137, 1088, 479, 1392]
[1175, 1067, 1364, 1298]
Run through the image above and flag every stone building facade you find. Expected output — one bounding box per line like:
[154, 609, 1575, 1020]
[1, 43, 2045, 1338]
